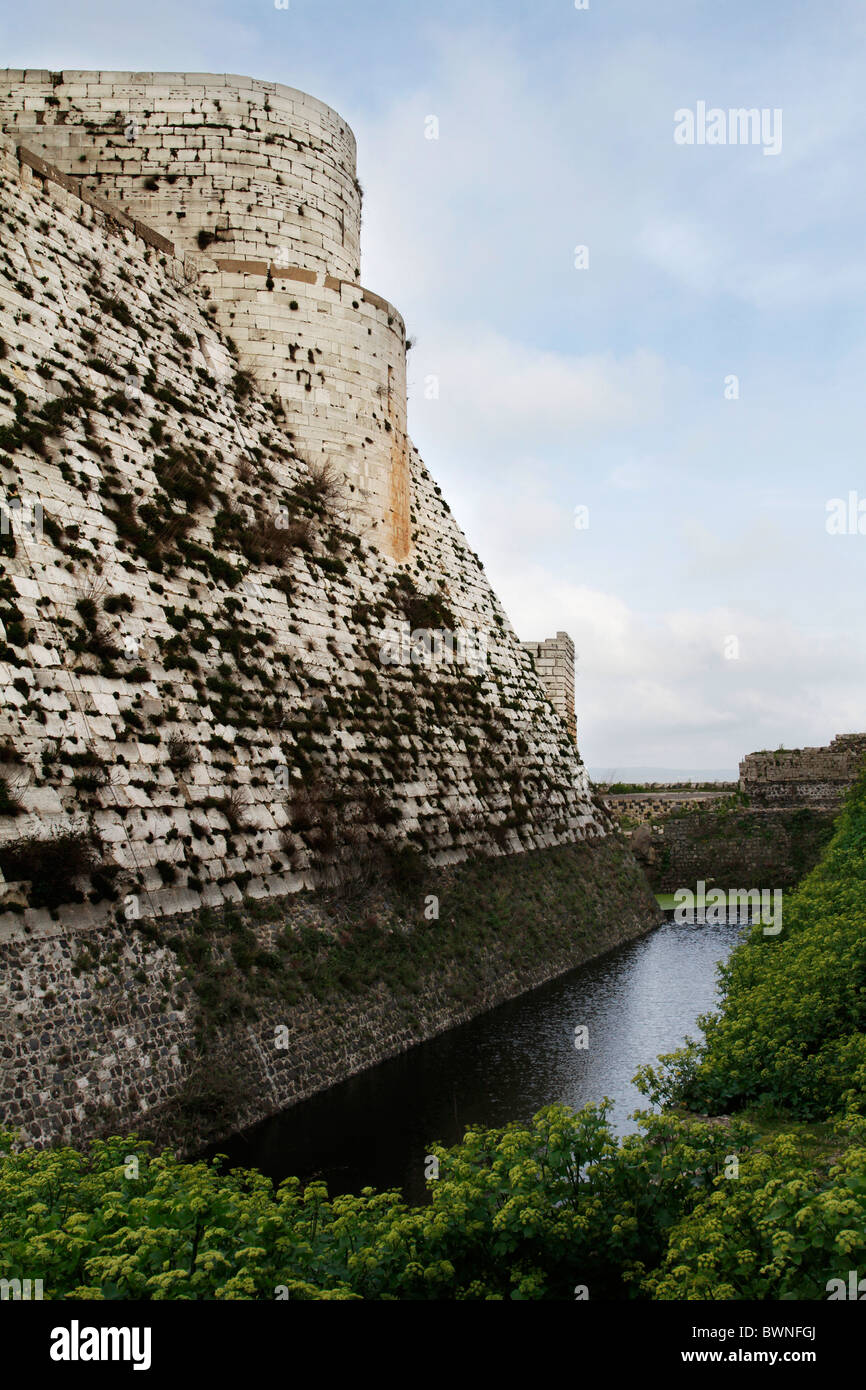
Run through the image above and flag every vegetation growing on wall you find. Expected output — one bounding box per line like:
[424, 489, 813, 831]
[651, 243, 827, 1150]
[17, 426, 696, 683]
[157, 835, 655, 1046]
[0, 147, 595, 920]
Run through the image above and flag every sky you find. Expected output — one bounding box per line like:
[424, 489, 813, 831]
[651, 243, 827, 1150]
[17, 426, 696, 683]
[3, 0, 866, 775]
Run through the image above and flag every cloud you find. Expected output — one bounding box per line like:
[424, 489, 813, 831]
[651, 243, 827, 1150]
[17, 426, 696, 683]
[352, 14, 866, 768]
[636, 218, 724, 296]
[496, 575, 866, 768]
[607, 458, 655, 492]
[409, 331, 668, 457]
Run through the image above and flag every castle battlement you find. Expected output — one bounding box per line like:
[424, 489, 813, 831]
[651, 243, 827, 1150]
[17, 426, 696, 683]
[0, 70, 410, 557]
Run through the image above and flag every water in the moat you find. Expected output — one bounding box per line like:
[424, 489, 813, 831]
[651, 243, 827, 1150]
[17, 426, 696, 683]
[209, 915, 745, 1202]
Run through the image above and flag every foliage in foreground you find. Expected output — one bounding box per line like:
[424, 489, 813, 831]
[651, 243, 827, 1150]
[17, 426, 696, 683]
[1, 1105, 864, 1300]
[646, 1118, 866, 1300]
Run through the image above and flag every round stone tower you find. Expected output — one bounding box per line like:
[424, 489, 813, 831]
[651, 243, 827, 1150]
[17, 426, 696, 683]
[0, 70, 410, 559]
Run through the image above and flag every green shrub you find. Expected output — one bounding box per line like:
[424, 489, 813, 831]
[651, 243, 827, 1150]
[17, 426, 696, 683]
[636, 769, 866, 1120]
[0, 1105, 741, 1301]
[645, 1120, 866, 1300]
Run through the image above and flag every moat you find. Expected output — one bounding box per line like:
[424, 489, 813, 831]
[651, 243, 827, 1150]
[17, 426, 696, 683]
[209, 915, 745, 1202]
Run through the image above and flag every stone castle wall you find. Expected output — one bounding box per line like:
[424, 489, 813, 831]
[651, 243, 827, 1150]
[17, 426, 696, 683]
[0, 70, 409, 557]
[0, 70, 361, 278]
[621, 733, 866, 893]
[739, 733, 866, 807]
[0, 82, 655, 1151]
[521, 632, 576, 740]
[0, 127, 608, 936]
[601, 788, 735, 829]
[645, 806, 837, 893]
[207, 265, 409, 559]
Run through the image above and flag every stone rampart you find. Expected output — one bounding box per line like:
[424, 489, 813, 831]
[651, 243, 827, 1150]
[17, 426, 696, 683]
[0, 70, 409, 556]
[0, 86, 657, 1152]
[0, 127, 609, 935]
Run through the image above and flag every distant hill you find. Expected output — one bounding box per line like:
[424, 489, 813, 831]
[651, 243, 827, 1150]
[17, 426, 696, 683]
[590, 767, 739, 785]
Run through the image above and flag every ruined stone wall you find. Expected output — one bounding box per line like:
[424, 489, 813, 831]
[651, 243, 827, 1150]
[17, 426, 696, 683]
[602, 788, 734, 829]
[0, 70, 409, 557]
[521, 632, 576, 741]
[739, 733, 866, 807]
[625, 733, 866, 893]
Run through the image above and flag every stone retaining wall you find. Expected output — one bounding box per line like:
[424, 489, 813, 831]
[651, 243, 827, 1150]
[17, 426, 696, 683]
[640, 807, 837, 893]
[0, 836, 658, 1150]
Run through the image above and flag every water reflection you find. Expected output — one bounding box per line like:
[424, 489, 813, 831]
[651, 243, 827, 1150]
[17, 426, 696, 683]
[210, 916, 744, 1202]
